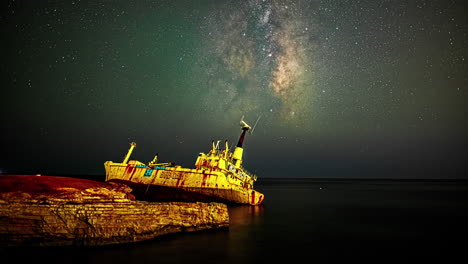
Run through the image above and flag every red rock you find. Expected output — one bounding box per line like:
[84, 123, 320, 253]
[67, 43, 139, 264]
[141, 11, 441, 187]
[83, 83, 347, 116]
[0, 175, 229, 246]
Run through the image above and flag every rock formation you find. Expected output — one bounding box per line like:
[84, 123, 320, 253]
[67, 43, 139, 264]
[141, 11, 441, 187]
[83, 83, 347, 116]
[0, 175, 229, 246]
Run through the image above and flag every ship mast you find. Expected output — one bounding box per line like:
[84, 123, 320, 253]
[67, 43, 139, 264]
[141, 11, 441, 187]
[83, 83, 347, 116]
[236, 126, 249, 148]
[232, 117, 253, 168]
[122, 142, 136, 164]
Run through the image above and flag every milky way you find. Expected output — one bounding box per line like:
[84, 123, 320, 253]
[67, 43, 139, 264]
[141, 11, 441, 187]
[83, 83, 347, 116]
[198, 0, 321, 127]
[1, 0, 466, 177]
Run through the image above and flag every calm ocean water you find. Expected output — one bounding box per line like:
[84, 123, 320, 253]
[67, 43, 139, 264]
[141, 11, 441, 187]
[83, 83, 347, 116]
[3, 178, 468, 263]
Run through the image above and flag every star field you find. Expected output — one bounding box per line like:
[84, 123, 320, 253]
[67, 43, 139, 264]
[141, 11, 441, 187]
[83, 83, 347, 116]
[1, 0, 467, 178]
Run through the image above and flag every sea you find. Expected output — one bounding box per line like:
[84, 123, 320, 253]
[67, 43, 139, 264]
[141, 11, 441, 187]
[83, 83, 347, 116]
[3, 178, 468, 263]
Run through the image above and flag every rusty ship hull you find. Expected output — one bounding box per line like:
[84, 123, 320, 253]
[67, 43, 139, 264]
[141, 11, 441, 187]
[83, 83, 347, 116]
[105, 118, 265, 205]
[108, 179, 263, 205]
[105, 163, 264, 205]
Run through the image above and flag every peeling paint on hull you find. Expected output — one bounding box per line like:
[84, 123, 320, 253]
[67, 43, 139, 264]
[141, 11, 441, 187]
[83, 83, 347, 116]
[105, 121, 265, 205]
[105, 163, 265, 205]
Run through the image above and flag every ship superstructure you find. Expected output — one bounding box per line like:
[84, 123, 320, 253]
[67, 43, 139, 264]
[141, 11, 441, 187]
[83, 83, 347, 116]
[104, 118, 264, 205]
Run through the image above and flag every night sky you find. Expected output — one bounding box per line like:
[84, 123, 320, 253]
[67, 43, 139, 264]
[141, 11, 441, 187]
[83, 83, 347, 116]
[1, 0, 467, 179]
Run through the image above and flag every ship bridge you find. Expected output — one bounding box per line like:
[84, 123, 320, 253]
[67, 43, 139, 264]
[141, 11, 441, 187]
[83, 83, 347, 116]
[194, 140, 257, 183]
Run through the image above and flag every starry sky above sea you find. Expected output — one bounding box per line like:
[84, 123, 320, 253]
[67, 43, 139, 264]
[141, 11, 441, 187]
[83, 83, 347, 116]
[1, 0, 467, 179]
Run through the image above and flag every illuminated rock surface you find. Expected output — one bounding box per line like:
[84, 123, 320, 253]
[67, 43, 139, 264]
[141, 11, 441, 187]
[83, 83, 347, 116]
[0, 175, 229, 246]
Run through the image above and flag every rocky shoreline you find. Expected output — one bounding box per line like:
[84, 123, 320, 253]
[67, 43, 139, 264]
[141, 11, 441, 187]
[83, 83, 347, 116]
[0, 175, 229, 246]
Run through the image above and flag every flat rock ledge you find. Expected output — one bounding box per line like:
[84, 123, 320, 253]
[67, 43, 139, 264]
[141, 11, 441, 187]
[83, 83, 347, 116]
[0, 175, 229, 246]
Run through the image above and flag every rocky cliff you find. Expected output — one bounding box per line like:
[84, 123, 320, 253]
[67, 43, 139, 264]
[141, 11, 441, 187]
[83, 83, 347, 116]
[0, 175, 229, 246]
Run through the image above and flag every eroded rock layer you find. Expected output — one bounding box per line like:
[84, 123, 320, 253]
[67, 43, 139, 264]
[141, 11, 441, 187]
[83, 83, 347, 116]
[0, 175, 229, 246]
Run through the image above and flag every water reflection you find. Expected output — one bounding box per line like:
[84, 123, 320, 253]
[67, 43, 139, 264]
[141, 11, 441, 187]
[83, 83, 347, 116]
[228, 204, 264, 228]
[225, 205, 264, 262]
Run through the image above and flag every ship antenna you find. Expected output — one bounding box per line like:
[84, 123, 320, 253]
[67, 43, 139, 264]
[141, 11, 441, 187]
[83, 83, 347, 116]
[250, 115, 261, 135]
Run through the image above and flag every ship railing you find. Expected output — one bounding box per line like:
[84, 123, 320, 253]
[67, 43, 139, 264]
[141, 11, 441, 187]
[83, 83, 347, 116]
[239, 166, 257, 181]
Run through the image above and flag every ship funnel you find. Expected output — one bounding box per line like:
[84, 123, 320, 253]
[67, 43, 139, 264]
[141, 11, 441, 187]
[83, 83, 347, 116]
[123, 142, 136, 164]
